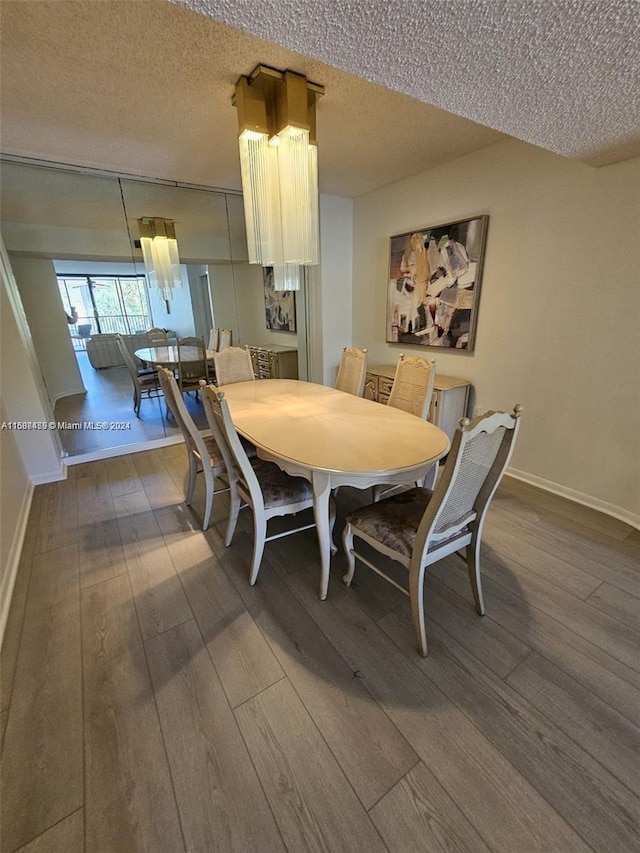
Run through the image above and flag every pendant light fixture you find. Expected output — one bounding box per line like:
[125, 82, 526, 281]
[137, 217, 182, 301]
[233, 65, 323, 290]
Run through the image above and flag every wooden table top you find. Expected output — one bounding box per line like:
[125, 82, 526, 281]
[218, 379, 450, 477]
[135, 346, 215, 366]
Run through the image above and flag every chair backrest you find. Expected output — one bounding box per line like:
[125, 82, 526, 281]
[208, 327, 219, 352]
[177, 336, 210, 390]
[414, 405, 523, 553]
[201, 385, 264, 513]
[213, 346, 255, 386]
[147, 327, 169, 346]
[335, 346, 368, 396]
[387, 354, 436, 419]
[115, 334, 140, 384]
[218, 328, 232, 351]
[157, 366, 214, 463]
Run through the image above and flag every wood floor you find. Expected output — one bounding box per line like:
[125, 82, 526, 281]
[53, 352, 208, 456]
[2, 445, 639, 853]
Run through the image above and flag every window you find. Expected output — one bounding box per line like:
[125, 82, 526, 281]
[57, 274, 152, 349]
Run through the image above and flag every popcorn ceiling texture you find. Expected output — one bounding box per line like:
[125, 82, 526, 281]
[175, 0, 640, 167]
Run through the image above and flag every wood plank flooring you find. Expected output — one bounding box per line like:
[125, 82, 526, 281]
[53, 351, 208, 456]
[1, 447, 639, 853]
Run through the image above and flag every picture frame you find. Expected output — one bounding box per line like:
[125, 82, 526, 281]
[263, 267, 297, 332]
[386, 214, 489, 351]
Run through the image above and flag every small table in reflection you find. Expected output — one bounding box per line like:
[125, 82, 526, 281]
[134, 346, 216, 367]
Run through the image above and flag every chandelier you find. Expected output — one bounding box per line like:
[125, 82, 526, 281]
[137, 217, 182, 301]
[233, 65, 324, 290]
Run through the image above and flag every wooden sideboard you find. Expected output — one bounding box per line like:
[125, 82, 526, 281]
[363, 364, 471, 441]
[247, 344, 299, 380]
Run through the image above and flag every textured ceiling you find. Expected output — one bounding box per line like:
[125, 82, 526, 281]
[176, 0, 640, 167]
[0, 0, 637, 203]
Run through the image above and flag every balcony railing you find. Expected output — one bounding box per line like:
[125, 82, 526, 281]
[69, 314, 151, 351]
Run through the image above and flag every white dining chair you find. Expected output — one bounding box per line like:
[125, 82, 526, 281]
[207, 327, 219, 352]
[115, 334, 161, 417]
[387, 353, 436, 420]
[213, 346, 255, 386]
[343, 405, 522, 656]
[177, 336, 210, 398]
[157, 366, 231, 533]
[217, 328, 232, 351]
[201, 385, 335, 587]
[335, 346, 368, 396]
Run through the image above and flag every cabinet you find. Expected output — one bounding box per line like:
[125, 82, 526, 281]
[364, 364, 471, 441]
[247, 345, 298, 380]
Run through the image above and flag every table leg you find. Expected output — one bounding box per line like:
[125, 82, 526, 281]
[312, 472, 333, 600]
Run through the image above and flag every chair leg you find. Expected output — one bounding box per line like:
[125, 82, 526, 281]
[225, 486, 241, 547]
[134, 385, 141, 417]
[342, 523, 356, 585]
[409, 563, 428, 657]
[201, 467, 214, 531]
[467, 535, 486, 615]
[185, 453, 198, 506]
[248, 514, 267, 586]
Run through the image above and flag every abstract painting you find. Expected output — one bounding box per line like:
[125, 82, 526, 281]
[386, 215, 489, 350]
[263, 267, 297, 332]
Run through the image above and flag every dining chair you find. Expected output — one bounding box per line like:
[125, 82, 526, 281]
[208, 327, 219, 352]
[115, 334, 161, 416]
[213, 346, 255, 386]
[217, 328, 232, 351]
[343, 405, 523, 656]
[388, 353, 436, 420]
[373, 353, 438, 499]
[177, 336, 210, 398]
[335, 346, 368, 396]
[156, 367, 231, 532]
[146, 327, 169, 346]
[201, 385, 334, 587]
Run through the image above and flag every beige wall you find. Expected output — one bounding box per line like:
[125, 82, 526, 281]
[352, 139, 640, 523]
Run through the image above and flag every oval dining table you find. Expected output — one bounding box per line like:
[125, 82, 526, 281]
[134, 345, 216, 366]
[217, 379, 450, 599]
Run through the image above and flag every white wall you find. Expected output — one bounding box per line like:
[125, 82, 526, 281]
[309, 194, 354, 385]
[352, 139, 640, 522]
[233, 262, 299, 350]
[10, 255, 85, 404]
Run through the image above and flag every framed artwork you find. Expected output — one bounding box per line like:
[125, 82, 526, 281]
[386, 214, 489, 351]
[263, 267, 296, 332]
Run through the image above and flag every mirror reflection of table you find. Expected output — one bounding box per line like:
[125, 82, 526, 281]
[134, 346, 216, 367]
[218, 379, 450, 599]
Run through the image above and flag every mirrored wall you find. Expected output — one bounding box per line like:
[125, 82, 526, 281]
[0, 159, 304, 456]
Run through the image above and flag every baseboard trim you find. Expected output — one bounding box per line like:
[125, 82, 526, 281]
[63, 433, 186, 466]
[506, 467, 640, 531]
[0, 483, 34, 650]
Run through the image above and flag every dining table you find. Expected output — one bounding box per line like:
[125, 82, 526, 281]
[134, 345, 216, 367]
[217, 379, 450, 599]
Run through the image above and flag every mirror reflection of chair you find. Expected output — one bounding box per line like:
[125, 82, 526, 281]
[335, 346, 368, 396]
[156, 367, 230, 532]
[207, 327, 219, 352]
[218, 328, 232, 351]
[343, 405, 523, 656]
[213, 346, 254, 386]
[201, 385, 334, 588]
[115, 334, 161, 417]
[146, 327, 169, 346]
[388, 353, 436, 420]
[177, 336, 210, 398]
